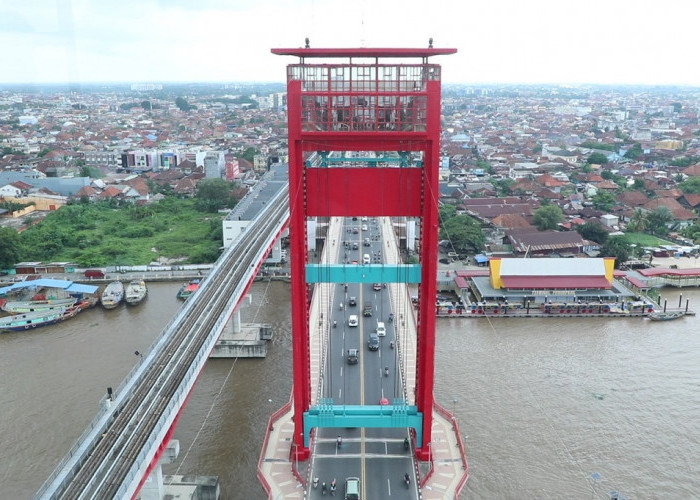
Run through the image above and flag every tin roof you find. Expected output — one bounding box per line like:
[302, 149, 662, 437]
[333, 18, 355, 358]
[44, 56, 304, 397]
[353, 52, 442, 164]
[499, 258, 607, 277]
[0, 278, 98, 295]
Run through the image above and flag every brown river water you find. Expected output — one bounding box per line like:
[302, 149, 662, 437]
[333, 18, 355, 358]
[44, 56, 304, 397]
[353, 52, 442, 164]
[1, 282, 699, 499]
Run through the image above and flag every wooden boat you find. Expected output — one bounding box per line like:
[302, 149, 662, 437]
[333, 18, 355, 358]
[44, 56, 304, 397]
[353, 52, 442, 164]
[124, 280, 148, 306]
[101, 281, 125, 309]
[0, 299, 92, 332]
[648, 310, 685, 321]
[1, 297, 77, 314]
[176, 279, 200, 300]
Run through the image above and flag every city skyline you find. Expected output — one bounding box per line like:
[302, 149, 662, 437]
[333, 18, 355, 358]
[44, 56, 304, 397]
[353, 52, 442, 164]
[1, 0, 699, 87]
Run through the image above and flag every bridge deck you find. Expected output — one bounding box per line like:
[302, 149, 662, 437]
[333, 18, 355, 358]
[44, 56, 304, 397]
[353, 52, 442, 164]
[258, 217, 468, 499]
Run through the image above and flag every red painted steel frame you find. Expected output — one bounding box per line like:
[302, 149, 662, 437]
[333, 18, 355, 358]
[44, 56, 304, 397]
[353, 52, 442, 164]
[277, 48, 453, 462]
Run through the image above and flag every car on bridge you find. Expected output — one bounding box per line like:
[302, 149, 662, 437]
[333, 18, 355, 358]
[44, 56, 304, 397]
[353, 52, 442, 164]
[363, 304, 373, 316]
[344, 477, 360, 500]
[348, 315, 359, 327]
[346, 348, 358, 364]
[372, 283, 382, 291]
[348, 296, 357, 306]
[367, 333, 379, 351]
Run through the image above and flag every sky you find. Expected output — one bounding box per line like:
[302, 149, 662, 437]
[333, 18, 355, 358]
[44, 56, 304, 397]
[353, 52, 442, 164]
[1, 0, 699, 87]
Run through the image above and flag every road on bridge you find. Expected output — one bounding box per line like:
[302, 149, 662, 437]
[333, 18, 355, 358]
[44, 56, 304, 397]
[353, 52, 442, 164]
[309, 217, 418, 499]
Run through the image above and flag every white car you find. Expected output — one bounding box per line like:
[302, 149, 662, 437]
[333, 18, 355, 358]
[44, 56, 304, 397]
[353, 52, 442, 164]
[348, 315, 359, 327]
[376, 321, 386, 336]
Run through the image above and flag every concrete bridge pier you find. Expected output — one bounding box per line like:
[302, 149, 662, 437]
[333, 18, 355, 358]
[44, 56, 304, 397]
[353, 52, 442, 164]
[139, 440, 179, 500]
[211, 294, 273, 358]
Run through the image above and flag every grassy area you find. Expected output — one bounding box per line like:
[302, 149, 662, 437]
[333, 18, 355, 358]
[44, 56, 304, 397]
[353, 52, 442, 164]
[621, 232, 674, 247]
[18, 198, 224, 267]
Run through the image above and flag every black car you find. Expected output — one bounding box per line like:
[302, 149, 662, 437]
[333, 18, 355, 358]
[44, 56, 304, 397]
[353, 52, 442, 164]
[348, 296, 357, 306]
[367, 333, 379, 351]
[346, 348, 359, 364]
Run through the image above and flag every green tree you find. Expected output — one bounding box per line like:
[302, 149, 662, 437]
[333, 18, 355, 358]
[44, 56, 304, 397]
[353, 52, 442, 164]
[632, 178, 646, 191]
[646, 206, 673, 236]
[575, 221, 609, 244]
[241, 147, 259, 163]
[0, 227, 22, 269]
[533, 204, 563, 230]
[599, 236, 631, 268]
[439, 214, 485, 252]
[175, 96, 191, 111]
[627, 208, 648, 233]
[492, 178, 515, 196]
[438, 204, 457, 225]
[679, 177, 700, 194]
[591, 190, 616, 211]
[624, 143, 643, 160]
[195, 178, 234, 213]
[587, 152, 608, 165]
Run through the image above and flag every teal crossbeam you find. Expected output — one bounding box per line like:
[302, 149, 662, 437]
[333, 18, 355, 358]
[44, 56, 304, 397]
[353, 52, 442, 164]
[306, 264, 421, 284]
[303, 403, 423, 447]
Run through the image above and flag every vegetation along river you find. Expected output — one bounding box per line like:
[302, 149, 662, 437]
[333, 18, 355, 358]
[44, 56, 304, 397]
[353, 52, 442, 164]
[1, 282, 699, 499]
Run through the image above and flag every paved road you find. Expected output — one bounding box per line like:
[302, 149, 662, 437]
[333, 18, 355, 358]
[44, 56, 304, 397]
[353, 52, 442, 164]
[309, 217, 418, 499]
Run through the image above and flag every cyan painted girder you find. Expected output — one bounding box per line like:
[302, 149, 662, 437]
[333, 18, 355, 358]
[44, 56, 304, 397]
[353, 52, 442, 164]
[306, 264, 421, 284]
[303, 401, 424, 447]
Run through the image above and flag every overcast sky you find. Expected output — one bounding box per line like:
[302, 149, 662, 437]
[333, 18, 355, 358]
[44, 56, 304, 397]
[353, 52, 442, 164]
[1, 0, 699, 86]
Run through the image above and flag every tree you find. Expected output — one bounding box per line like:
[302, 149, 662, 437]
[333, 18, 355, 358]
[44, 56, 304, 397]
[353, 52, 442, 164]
[533, 204, 563, 230]
[679, 177, 700, 194]
[624, 143, 643, 160]
[575, 221, 609, 244]
[627, 208, 648, 233]
[175, 96, 191, 111]
[0, 227, 22, 269]
[587, 152, 608, 165]
[439, 214, 485, 252]
[632, 178, 646, 191]
[195, 178, 234, 213]
[438, 204, 457, 225]
[599, 236, 631, 268]
[241, 147, 259, 163]
[646, 206, 673, 236]
[591, 190, 616, 211]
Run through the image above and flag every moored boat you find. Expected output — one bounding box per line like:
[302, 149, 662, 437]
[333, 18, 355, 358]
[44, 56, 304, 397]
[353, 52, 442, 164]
[1, 297, 77, 314]
[648, 310, 685, 321]
[176, 279, 200, 300]
[101, 281, 125, 309]
[0, 299, 94, 333]
[124, 280, 148, 306]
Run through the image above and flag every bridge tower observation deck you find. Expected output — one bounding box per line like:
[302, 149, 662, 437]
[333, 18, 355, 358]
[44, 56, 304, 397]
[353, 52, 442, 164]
[272, 43, 456, 461]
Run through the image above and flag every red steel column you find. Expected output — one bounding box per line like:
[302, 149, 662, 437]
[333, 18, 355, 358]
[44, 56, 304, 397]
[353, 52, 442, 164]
[287, 80, 311, 460]
[414, 79, 442, 460]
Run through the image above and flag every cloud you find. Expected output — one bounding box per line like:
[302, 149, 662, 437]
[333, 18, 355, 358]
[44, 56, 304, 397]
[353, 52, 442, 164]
[1, 0, 700, 85]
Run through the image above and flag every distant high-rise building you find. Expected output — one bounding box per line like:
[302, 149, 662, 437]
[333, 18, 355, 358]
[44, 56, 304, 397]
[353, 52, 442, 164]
[203, 151, 225, 179]
[130, 83, 163, 91]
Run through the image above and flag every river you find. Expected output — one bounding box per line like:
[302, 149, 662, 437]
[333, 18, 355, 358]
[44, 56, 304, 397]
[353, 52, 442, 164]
[1, 282, 699, 499]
